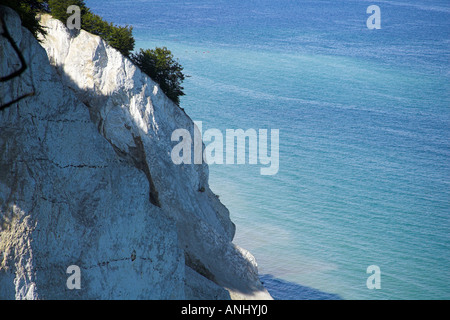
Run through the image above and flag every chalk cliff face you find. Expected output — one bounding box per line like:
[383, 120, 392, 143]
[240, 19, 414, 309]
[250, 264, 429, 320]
[0, 7, 271, 300]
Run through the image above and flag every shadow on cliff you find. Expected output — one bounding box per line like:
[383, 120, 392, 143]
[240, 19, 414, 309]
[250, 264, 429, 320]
[260, 274, 342, 300]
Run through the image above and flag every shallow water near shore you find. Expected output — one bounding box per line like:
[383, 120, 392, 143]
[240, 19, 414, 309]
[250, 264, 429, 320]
[86, 0, 450, 299]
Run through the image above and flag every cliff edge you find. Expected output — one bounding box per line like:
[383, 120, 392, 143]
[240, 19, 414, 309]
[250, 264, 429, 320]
[0, 6, 271, 300]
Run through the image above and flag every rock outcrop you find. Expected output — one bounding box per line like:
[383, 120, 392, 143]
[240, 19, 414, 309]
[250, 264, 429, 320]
[0, 7, 271, 300]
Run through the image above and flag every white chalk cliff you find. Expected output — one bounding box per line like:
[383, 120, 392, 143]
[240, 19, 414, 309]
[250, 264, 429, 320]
[0, 7, 272, 300]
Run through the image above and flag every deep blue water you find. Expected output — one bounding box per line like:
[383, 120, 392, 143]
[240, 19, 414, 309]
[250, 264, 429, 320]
[86, 0, 450, 299]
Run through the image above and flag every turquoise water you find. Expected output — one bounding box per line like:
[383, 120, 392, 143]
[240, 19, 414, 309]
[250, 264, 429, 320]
[86, 0, 450, 299]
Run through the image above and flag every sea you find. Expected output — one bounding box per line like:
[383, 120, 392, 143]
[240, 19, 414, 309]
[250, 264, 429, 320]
[85, 0, 450, 300]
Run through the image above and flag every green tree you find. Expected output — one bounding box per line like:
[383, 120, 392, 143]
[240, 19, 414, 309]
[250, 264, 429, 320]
[1, 0, 49, 38]
[47, 0, 87, 22]
[131, 47, 186, 105]
[80, 10, 105, 35]
[101, 21, 134, 57]
[47, 0, 134, 56]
